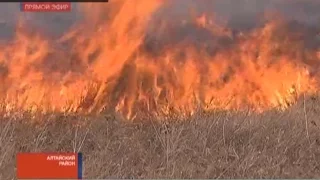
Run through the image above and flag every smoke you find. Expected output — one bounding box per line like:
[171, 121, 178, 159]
[144, 0, 320, 59]
[0, 1, 319, 39]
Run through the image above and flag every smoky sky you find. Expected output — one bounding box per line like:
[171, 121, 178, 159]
[150, 0, 320, 30]
[0, 3, 83, 40]
[143, 0, 320, 59]
[0, 1, 319, 40]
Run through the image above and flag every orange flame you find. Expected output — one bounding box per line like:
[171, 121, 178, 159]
[0, 0, 319, 119]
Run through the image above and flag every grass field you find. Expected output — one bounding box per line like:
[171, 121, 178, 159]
[0, 1, 320, 179]
[0, 96, 320, 179]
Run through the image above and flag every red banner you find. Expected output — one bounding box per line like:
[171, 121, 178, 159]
[17, 152, 82, 179]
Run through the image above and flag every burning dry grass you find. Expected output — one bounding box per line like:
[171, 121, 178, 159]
[0, 96, 320, 179]
[0, 0, 320, 178]
[0, 1, 320, 119]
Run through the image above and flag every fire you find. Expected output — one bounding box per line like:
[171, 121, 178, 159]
[0, 0, 319, 119]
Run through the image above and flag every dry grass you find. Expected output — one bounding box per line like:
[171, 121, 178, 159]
[0, 97, 320, 179]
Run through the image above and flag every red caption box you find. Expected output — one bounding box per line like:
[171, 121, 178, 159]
[17, 152, 82, 179]
[20, 2, 71, 12]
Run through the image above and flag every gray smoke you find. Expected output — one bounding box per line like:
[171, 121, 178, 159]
[0, 1, 319, 41]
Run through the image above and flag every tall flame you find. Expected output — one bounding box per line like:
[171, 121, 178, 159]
[0, 0, 319, 119]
